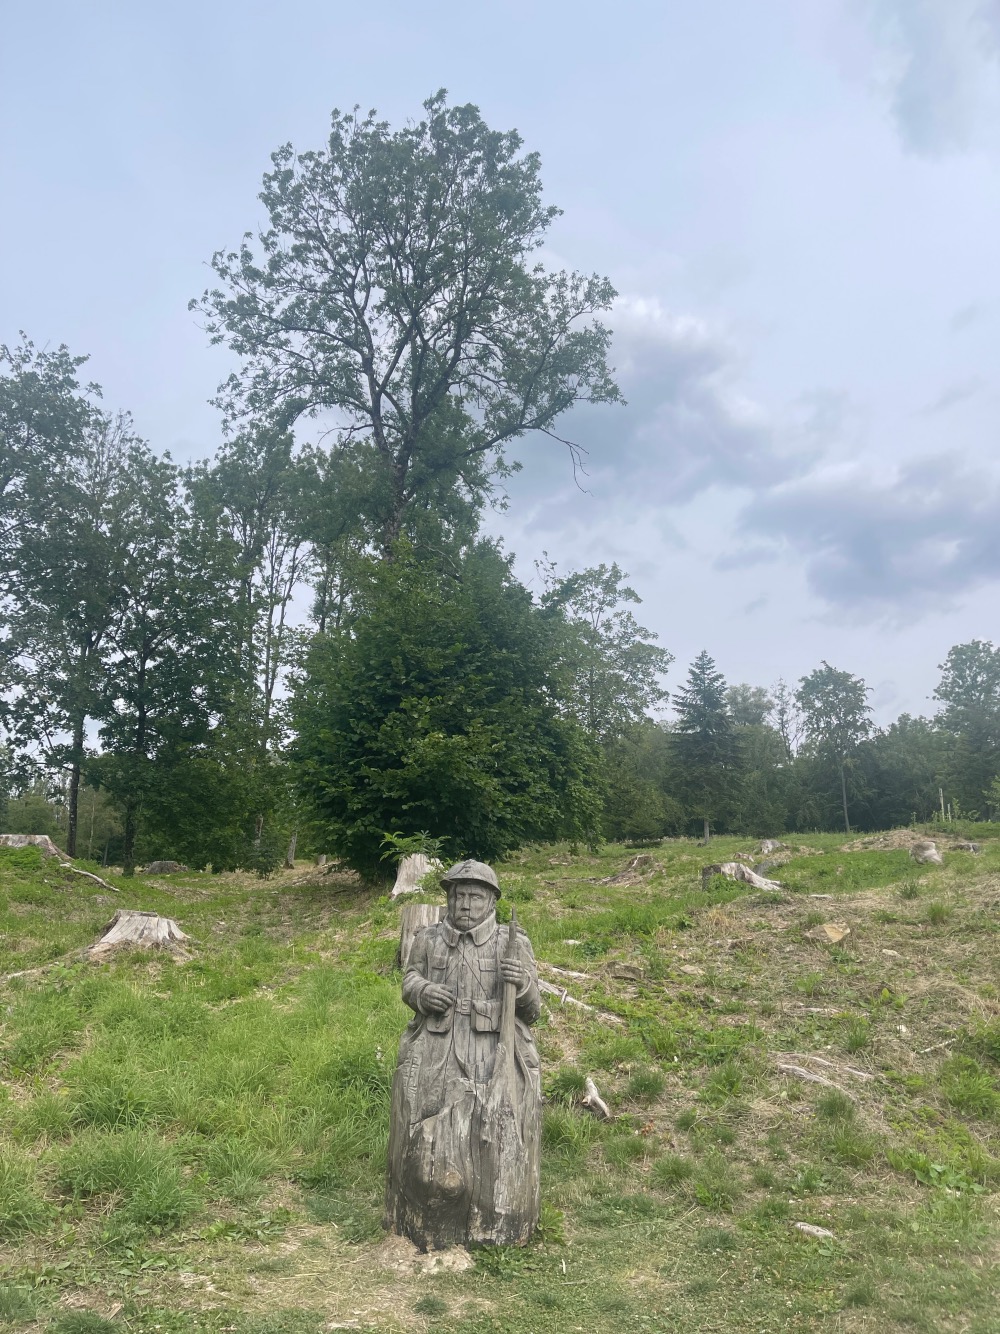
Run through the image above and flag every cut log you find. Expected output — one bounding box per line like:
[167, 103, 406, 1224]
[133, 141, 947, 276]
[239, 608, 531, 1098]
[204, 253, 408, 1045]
[598, 854, 656, 887]
[0, 833, 65, 858]
[581, 1076, 611, 1119]
[85, 909, 191, 960]
[910, 839, 943, 865]
[398, 902, 446, 969]
[144, 860, 188, 874]
[702, 862, 783, 891]
[390, 852, 443, 899]
[760, 839, 787, 854]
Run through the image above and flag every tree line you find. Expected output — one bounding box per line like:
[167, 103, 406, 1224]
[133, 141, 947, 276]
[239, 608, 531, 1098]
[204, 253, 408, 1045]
[3, 93, 998, 874]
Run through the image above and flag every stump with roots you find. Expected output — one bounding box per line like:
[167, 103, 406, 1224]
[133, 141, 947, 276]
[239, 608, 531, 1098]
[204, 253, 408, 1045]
[85, 909, 191, 961]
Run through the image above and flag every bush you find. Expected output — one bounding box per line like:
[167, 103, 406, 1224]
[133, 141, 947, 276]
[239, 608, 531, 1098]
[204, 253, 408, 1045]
[291, 544, 603, 876]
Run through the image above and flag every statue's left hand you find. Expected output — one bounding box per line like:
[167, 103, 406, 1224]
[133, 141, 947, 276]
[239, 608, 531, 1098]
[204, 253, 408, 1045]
[500, 957, 526, 987]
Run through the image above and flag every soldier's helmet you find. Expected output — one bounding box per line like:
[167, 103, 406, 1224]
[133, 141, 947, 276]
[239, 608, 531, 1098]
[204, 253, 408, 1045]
[440, 859, 501, 898]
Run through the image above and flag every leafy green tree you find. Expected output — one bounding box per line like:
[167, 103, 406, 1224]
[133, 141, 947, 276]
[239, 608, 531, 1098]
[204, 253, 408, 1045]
[795, 662, 872, 834]
[7, 411, 146, 854]
[93, 454, 241, 874]
[540, 562, 672, 742]
[725, 684, 773, 728]
[192, 92, 620, 550]
[601, 723, 684, 843]
[671, 651, 740, 841]
[291, 542, 603, 876]
[864, 715, 944, 829]
[932, 640, 1000, 816]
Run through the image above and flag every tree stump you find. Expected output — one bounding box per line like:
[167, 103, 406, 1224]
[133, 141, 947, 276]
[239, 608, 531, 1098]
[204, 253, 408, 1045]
[398, 903, 446, 970]
[391, 853, 443, 898]
[85, 909, 191, 960]
[0, 834, 65, 858]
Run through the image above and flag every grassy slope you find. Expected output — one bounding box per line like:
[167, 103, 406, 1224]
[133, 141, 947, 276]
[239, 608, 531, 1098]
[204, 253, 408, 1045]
[0, 834, 998, 1334]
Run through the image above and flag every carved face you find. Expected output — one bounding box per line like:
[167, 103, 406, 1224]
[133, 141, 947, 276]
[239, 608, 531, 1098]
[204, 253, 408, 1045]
[447, 880, 496, 931]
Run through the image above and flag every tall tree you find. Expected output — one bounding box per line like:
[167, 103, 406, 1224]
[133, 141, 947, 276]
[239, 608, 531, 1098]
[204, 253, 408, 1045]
[94, 457, 241, 874]
[540, 562, 672, 743]
[932, 640, 1000, 816]
[672, 651, 740, 842]
[7, 412, 147, 854]
[192, 92, 620, 550]
[795, 662, 872, 834]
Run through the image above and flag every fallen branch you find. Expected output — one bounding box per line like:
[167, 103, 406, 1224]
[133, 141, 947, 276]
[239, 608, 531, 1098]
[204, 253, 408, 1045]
[775, 1062, 855, 1097]
[541, 963, 593, 982]
[918, 1037, 957, 1056]
[792, 1222, 836, 1240]
[785, 1053, 873, 1081]
[538, 978, 625, 1025]
[59, 863, 119, 893]
[702, 862, 783, 891]
[582, 1076, 611, 1119]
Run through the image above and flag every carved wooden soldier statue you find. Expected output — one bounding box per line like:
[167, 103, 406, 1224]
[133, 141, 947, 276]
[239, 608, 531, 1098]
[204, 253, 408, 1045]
[385, 860, 542, 1250]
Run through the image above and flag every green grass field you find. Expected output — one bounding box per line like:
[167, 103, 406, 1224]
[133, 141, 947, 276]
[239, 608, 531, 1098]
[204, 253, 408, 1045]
[1, 832, 998, 1332]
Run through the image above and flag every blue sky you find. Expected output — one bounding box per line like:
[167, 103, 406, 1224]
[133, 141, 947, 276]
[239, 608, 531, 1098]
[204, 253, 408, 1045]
[3, 0, 999, 721]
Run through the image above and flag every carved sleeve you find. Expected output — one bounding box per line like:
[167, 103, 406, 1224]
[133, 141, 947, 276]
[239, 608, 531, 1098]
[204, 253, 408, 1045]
[514, 932, 542, 1025]
[402, 930, 433, 1014]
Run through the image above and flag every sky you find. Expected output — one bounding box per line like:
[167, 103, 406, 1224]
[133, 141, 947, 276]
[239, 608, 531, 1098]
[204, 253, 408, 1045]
[2, 0, 999, 723]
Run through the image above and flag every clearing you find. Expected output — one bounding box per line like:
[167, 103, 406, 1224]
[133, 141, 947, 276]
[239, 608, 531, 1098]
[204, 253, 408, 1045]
[0, 832, 998, 1333]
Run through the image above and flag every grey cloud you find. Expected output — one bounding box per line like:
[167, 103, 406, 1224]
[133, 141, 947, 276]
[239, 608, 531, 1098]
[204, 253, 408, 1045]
[859, 0, 1000, 156]
[513, 300, 829, 522]
[950, 302, 986, 330]
[735, 452, 1000, 615]
[920, 377, 984, 414]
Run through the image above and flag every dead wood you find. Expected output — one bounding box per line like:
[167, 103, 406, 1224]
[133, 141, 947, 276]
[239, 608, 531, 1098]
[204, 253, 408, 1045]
[397, 902, 446, 969]
[390, 853, 443, 899]
[59, 863, 119, 893]
[540, 963, 593, 982]
[702, 861, 783, 891]
[537, 978, 625, 1025]
[598, 854, 656, 886]
[581, 1076, 611, 1119]
[85, 909, 191, 960]
[0, 833, 64, 858]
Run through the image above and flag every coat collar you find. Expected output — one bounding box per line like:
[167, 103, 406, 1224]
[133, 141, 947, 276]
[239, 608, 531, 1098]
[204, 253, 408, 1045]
[440, 913, 498, 947]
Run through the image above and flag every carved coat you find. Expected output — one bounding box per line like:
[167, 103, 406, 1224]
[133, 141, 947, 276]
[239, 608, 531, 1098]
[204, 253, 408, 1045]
[384, 912, 542, 1249]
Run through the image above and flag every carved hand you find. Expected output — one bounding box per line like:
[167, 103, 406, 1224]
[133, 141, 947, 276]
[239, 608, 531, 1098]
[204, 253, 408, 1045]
[421, 983, 454, 1014]
[500, 957, 525, 988]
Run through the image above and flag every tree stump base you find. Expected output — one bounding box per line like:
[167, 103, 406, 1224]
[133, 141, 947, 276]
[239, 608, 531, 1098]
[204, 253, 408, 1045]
[85, 909, 191, 961]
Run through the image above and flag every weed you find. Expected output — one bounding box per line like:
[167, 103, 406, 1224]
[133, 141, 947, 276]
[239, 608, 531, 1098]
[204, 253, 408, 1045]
[545, 1066, 587, 1105]
[822, 1123, 879, 1167]
[696, 1225, 740, 1252]
[816, 1090, 855, 1121]
[48, 1315, 119, 1334]
[899, 880, 920, 900]
[795, 972, 825, 998]
[624, 1068, 665, 1101]
[0, 1283, 37, 1323]
[692, 1152, 743, 1211]
[925, 901, 952, 926]
[652, 1153, 695, 1187]
[0, 1146, 51, 1237]
[412, 1295, 449, 1316]
[939, 1055, 1000, 1118]
[700, 1060, 744, 1105]
[841, 1017, 872, 1053]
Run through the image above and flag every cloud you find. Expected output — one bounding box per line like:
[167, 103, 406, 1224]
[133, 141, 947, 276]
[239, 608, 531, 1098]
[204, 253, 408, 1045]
[734, 452, 1000, 616]
[920, 377, 984, 414]
[856, 0, 1000, 155]
[513, 297, 828, 524]
[950, 301, 987, 331]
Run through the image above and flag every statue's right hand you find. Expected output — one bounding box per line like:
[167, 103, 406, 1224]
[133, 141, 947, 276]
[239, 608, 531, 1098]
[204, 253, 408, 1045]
[421, 984, 454, 1015]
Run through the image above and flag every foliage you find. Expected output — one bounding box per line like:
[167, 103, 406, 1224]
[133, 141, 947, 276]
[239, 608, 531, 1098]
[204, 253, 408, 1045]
[933, 640, 1000, 816]
[540, 561, 672, 743]
[796, 661, 873, 834]
[291, 542, 603, 876]
[192, 92, 620, 550]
